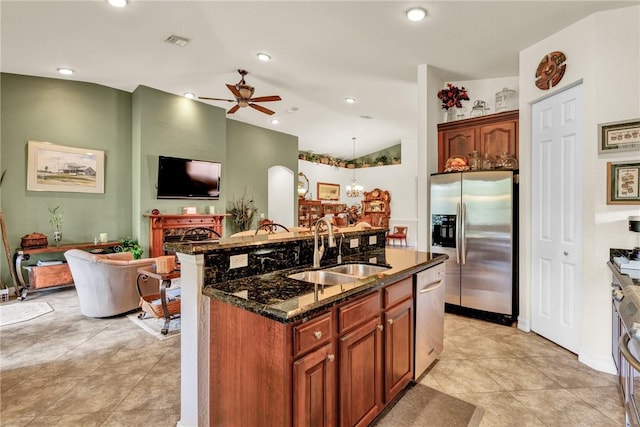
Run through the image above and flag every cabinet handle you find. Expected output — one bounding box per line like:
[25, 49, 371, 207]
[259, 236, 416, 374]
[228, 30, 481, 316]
[378, 324, 384, 331]
[387, 318, 394, 325]
[313, 331, 322, 340]
[327, 354, 335, 362]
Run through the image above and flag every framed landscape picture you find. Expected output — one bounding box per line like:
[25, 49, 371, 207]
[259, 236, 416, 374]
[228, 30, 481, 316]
[27, 140, 105, 193]
[607, 161, 640, 205]
[317, 182, 340, 201]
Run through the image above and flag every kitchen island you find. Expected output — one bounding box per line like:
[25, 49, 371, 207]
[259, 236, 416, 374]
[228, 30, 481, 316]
[166, 228, 446, 427]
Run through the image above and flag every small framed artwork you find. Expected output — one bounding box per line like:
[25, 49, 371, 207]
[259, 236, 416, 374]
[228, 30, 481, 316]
[607, 161, 640, 205]
[27, 140, 105, 193]
[598, 119, 640, 154]
[317, 182, 340, 201]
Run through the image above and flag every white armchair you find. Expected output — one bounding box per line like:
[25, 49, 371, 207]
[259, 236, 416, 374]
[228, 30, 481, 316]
[64, 249, 157, 318]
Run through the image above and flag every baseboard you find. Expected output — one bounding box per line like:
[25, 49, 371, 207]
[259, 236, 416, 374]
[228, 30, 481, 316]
[578, 347, 617, 375]
[517, 315, 531, 332]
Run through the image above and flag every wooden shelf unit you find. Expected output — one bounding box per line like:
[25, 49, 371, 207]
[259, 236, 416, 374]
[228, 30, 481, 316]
[145, 214, 228, 258]
[361, 188, 391, 228]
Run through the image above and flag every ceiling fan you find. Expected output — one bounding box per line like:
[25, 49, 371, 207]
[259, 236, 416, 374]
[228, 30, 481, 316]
[199, 69, 282, 115]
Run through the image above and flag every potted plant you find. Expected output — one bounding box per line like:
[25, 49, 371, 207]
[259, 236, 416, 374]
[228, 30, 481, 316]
[119, 237, 143, 259]
[374, 155, 388, 166]
[437, 83, 470, 121]
[228, 191, 258, 232]
[48, 205, 63, 245]
[391, 156, 401, 165]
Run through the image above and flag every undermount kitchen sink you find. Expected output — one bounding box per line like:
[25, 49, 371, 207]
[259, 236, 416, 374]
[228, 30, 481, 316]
[322, 263, 390, 278]
[287, 270, 356, 286]
[287, 263, 390, 286]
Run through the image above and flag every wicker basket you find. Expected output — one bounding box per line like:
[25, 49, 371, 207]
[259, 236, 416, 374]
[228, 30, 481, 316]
[139, 293, 181, 318]
[156, 255, 177, 274]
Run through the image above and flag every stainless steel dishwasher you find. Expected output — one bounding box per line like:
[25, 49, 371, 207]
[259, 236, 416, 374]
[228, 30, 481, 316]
[414, 262, 446, 379]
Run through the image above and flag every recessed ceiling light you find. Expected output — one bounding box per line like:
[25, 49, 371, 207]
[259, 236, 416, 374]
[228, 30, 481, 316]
[257, 53, 271, 62]
[107, 0, 127, 7]
[271, 118, 280, 125]
[344, 97, 356, 104]
[406, 7, 427, 22]
[184, 92, 196, 99]
[57, 67, 74, 75]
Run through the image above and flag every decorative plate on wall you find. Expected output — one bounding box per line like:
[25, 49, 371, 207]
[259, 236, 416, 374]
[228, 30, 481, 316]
[535, 51, 567, 90]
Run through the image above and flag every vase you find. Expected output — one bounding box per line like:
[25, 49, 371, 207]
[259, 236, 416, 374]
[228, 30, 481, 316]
[445, 108, 457, 122]
[53, 231, 62, 246]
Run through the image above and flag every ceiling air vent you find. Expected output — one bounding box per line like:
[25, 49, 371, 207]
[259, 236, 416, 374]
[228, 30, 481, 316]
[164, 34, 191, 47]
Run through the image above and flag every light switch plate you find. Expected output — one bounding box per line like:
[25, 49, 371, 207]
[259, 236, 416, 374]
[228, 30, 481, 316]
[369, 257, 377, 264]
[350, 238, 359, 248]
[229, 254, 248, 269]
[369, 235, 377, 245]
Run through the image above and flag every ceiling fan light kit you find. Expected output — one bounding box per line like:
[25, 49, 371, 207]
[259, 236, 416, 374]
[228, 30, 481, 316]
[199, 69, 281, 115]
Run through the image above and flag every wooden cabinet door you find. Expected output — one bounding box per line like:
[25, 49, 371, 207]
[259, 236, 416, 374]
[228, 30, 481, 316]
[293, 342, 337, 427]
[383, 297, 414, 403]
[438, 128, 477, 172]
[339, 317, 383, 427]
[478, 119, 518, 159]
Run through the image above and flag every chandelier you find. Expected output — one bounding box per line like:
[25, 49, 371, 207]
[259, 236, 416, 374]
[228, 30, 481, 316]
[346, 137, 363, 197]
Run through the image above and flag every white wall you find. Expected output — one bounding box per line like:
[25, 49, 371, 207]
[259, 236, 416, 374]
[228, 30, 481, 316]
[518, 5, 640, 373]
[299, 137, 419, 245]
[443, 76, 520, 122]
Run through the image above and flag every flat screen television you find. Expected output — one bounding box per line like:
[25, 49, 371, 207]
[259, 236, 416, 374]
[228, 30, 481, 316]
[156, 155, 221, 200]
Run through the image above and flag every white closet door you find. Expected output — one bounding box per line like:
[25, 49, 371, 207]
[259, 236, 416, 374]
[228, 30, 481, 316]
[531, 84, 583, 353]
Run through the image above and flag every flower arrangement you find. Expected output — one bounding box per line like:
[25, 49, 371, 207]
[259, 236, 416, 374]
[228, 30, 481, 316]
[437, 83, 470, 110]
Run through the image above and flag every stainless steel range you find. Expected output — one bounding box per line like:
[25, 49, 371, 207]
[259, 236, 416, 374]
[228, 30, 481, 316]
[610, 249, 640, 427]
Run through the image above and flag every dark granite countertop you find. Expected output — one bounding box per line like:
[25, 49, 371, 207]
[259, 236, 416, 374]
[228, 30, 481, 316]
[202, 248, 448, 323]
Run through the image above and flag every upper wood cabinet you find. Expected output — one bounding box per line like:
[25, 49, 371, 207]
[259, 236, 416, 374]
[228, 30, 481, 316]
[437, 111, 519, 173]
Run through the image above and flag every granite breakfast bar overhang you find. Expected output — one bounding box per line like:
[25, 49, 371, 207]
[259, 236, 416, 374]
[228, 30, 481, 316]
[166, 229, 447, 426]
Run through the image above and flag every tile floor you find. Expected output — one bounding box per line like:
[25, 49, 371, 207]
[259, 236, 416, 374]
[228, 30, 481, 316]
[1, 287, 623, 426]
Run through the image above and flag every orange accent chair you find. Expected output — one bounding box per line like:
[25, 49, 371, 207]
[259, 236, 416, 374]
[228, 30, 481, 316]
[386, 226, 408, 247]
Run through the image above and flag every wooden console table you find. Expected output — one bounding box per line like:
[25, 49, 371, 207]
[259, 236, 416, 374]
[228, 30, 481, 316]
[14, 241, 121, 300]
[145, 214, 228, 258]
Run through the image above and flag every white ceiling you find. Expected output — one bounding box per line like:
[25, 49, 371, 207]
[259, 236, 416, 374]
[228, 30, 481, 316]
[1, 0, 636, 159]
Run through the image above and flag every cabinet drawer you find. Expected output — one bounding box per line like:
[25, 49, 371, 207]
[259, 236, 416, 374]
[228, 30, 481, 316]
[293, 312, 333, 357]
[384, 277, 413, 308]
[339, 291, 381, 334]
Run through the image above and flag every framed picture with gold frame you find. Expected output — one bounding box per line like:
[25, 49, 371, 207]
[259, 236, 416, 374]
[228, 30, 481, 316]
[317, 182, 340, 201]
[607, 161, 640, 205]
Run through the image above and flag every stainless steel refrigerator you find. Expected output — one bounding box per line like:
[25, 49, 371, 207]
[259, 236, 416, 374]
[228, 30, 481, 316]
[430, 170, 517, 324]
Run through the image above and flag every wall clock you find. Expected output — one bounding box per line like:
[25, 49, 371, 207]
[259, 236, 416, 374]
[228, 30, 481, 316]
[535, 51, 567, 90]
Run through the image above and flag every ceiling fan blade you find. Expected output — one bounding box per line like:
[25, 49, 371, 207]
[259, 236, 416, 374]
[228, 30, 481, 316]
[226, 84, 241, 98]
[198, 96, 236, 102]
[249, 103, 275, 115]
[227, 104, 240, 114]
[250, 95, 282, 103]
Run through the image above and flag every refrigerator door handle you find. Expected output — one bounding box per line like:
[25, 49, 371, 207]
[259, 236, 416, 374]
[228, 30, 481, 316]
[455, 203, 461, 264]
[461, 202, 467, 265]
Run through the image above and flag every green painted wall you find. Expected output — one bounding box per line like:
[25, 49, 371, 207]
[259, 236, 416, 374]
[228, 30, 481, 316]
[0, 73, 132, 286]
[0, 74, 299, 287]
[226, 119, 298, 233]
[131, 86, 227, 252]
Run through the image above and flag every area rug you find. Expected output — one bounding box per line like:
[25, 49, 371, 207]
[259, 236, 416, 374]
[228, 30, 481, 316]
[0, 302, 53, 327]
[375, 384, 484, 427]
[127, 312, 180, 341]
